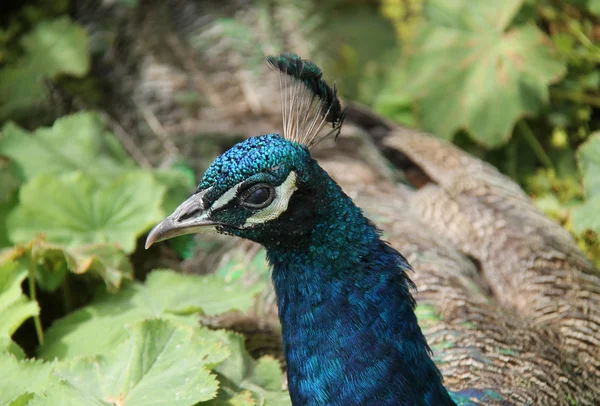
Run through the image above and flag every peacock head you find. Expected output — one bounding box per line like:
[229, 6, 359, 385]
[145, 54, 346, 250]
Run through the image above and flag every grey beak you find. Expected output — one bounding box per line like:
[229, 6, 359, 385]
[145, 190, 217, 249]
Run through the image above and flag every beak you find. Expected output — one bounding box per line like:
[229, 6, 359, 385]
[145, 190, 217, 249]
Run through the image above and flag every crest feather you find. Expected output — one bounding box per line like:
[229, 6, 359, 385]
[267, 53, 347, 148]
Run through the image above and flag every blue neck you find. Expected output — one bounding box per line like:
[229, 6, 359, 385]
[267, 171, 455, 406]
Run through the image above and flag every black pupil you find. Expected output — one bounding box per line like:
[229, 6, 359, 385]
[247, 187, 270, 205]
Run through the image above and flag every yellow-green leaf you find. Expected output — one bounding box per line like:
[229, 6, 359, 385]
[53, 319, 229, 406]
[0, 260, 39, 354]
[577, 132, 600, 198]
[405, 0, 566, 147]
[39, 270, 265, 359]
[7, 171, 165, 253]
[0, 112, 133, 183]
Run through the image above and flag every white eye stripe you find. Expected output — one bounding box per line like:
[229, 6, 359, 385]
[210, 183, 240, 212]
[243, 171, 297, 226]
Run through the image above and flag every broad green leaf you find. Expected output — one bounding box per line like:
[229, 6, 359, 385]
[2, 237, 133, 292]
[0, 17, 89, 118]
[53, 319, 229, 406]
[0, 260, 39, 353]
[40, 270, 265, 359]
[28, 382, 105, 406]
[405, 0, 566, 146]
[0, 157, 22, 247]
[0, 196, 18, 248]
[208, 331, 290, 406]
[0, 113, 133, 183]
[572, 195, 600, 235]
[0, 354, 57, 405]
[0, 336, 25, 359]
[577, 132, 600, 198]
[7, 171, 165, 253]
[153, 165, 196, 213]
[588, 0, 600, 15]
[0, 156, 22, 204]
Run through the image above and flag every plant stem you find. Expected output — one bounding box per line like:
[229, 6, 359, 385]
[28, 248, 44, 345]
[517, 121, 554, 170]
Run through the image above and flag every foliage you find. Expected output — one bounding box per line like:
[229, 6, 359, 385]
[0, 104, 279, 403]
[0, 16, 89, 120]
[0, 260, 38, 357]
[378, 0, 600, 266]
[405, 0, 566, 147]
[38, 269, 265, 359]
[1, 0, 599, 404]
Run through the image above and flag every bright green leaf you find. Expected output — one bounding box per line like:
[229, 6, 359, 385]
[577, 132, 600, 198]
[0, 260, 39, 353]
[7, 171, 165, 253]
[0, 112, 133, 183]
[39, 270, 265, 359]
[53, 319, 229, 406]
[0, 196, 18, 248]
[588, 0, 600, 15]
[0, 157, 22, 247]
[27, 382, 105, 406]
[405, 0, 566, 146]
[572, 195, 600, 235]
[0, 17, 89, 118]
[208, 332, 290, 406]
[3, 237, 133, 292]
[0, 336, 26, 359]
[0, 354, 57, 405]
[153, 166, 196, 213]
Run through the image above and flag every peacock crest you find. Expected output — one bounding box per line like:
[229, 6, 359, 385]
[267, 53, 347, 148]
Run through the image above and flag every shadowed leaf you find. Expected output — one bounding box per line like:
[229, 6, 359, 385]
[53, 319, 229, 406]
[0, 260, 39, 355]
[0, 17, 89, 119]
[39, 270, 265, 359]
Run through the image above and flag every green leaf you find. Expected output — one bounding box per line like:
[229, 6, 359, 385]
[0, 157, 22, 247]
[577, 132, 600, 198]
[3, 237, 133, 292]
[0, 336, 26, 359]
[208, 332, 290, 406]
[7, 171, 165, 253]
[406, 0, 566, 146]
[52, 319, 229, 406]
[0, 354, 57, 405]
[153, 165, 196, 213]
[0, 17, 90, 118]
[588, 0, 600, 15]
[0, 260, 39, 354]
[27, 382, 105, 406]
[0, 112, 133, 183]
[572, 195, 600, 235]
[39, 270, 265, 359]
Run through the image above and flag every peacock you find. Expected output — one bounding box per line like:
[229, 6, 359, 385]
[145, 54, 599, 405]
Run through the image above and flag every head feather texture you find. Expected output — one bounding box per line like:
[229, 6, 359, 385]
[267, 53, 347, 148]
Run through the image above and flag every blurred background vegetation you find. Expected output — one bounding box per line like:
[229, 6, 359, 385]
[0, 0, 599, 402]
[2, 0, 598, 263]
[0, 0, 599, 359]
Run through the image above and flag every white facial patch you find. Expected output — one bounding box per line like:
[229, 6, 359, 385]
[244, 171, 298, 226]
[210, 184, 239, 212]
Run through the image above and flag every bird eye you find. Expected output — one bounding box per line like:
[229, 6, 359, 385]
[241, 185, 274, 209]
